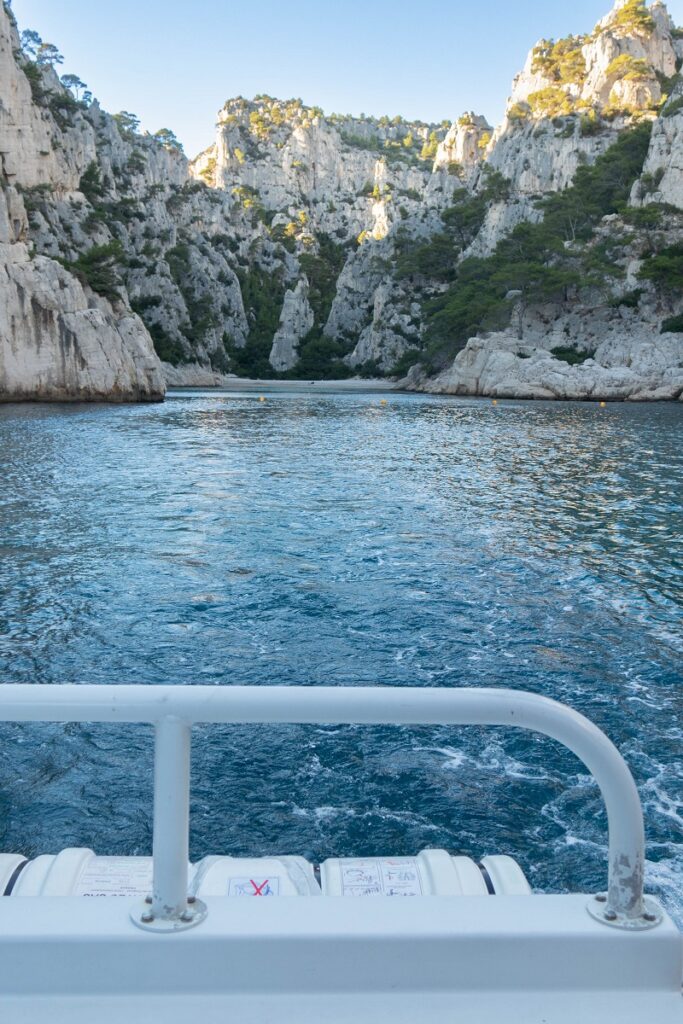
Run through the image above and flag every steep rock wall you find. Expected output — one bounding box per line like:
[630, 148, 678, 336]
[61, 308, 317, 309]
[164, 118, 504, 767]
[0, 3, 165, 401]
[3, 0, 683, 398]
[0, 188, 164, 401]
[403, 0, 683, 399]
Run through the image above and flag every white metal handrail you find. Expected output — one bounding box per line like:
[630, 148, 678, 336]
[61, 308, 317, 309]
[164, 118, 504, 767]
[0, 685, 654, 930]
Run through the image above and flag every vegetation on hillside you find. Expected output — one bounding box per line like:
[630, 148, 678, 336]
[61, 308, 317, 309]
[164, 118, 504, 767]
[228, 234, 354, 380]
[79, 162, 105, 204]
[402, 124, 653, 372]
[639, 242, 683, 293]
[532, 36, 588, 85]
[60, 241, 125, 303]
[225, 266, 286, 378]
[606, 0, 655, 35]
[522, 2, 664, 126]
[220, 95, 446, 172]
[606, 55, 653, 82]
[394, 167, 510, 284]
[289, 333, 354, 380]
[293, 234, 354, 379]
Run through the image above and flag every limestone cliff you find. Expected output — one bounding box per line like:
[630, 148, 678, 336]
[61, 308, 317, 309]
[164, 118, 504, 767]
[269, 279, 314, 372]
[405, 320, 683, 402]
[189, 97, 463, 375]
[0, 191, 163, 402]
[3, 0, 683, 401]
[633, 81, 683, 206]
[0, 3, 164, 401]
[399, 0, 683, 401]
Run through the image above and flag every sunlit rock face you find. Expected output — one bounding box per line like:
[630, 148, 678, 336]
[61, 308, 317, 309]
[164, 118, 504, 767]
[186, 96, 469, 374]
[483, 0, 677, 201]
[0, 187, 163, 402]
[197, 97, 450, 241]
[0, 254, 165, 402]
[433, 114, 492, 176]
[0, 20, 93, 190]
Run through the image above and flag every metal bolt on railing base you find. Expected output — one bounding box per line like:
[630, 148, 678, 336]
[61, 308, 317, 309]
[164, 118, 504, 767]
[130, 896, 208, 933]
[586, 893, 663, 931]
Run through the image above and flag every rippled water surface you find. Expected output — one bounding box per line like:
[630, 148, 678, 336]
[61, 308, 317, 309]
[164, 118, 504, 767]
[0, 390, 681, 915]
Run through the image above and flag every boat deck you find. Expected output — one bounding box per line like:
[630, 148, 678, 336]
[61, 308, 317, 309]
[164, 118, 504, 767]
[1, 895, 681, 1023]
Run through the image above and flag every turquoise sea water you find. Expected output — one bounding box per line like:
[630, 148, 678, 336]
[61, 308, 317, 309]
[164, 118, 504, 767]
[0, 389, 681, 916]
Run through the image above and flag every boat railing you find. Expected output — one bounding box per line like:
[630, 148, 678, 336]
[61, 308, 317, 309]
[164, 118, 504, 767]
[0, 684, 657, 931]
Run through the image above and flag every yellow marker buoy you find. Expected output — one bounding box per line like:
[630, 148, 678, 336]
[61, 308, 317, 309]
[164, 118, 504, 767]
[259, 396, 267, 403]
[492, 399, 498, 406]
[599, 401, 606, 408]
[380, 399, 388, 406]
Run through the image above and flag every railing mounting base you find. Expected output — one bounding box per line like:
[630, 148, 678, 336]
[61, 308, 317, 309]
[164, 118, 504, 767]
[130, 896, 208, 933]
[586, 894, 663, 930]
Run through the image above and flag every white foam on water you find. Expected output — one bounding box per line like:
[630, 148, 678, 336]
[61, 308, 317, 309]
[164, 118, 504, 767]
[646, 855, 683, 928]
[431, 747, 468, 770]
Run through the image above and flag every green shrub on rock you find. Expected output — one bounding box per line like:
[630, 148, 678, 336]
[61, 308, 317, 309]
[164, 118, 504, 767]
[79, 162, 105, 203]
[639, 242, 683, 293]
[606, 0, 655, 35]
[532, 36, 588, 85]
[551, 346, 594, 365]
[149, 323, 185, 365]
[606, 55, 653, 82]
[660, 314, 683, 333]
[390, 347, 422, 377]
[67, 241, 125, 302]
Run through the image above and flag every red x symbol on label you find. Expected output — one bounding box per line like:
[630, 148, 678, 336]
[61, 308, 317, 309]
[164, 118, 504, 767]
[250, 879, 268, 895]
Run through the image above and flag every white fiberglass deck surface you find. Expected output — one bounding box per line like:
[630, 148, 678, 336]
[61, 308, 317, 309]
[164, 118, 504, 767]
[4, 991, 682, 1024]
[0, 896, 681, 1023]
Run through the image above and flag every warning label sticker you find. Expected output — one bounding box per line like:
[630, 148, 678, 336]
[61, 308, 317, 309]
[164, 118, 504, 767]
[340, 859, 422, 897]
[228, 877, 281, 897]
[75, 858, 154, 897]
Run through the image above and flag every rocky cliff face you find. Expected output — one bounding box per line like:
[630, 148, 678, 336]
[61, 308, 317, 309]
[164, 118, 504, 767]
[2, 0, 683, 400]
[0, 4, 165, 401]
[468, 0, 681, 256]
[0, 202, 163, 402]
[634, 81, 683, 207]
[399, 0, 683, 401]
[405, 317, 683, 401]
[181, 0, 683, 394]
[269, 278, 314, 372]
[188, 97, 476, 375]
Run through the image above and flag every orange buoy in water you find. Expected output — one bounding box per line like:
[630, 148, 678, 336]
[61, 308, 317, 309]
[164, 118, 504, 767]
[380, 399, 388, 406]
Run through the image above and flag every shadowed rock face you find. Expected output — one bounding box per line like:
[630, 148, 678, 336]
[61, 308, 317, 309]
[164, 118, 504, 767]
[0, 5, 165, 402]
[269, 279, 315, 372]
[405, 329, 683, 402]
[0, 246, 165, 403]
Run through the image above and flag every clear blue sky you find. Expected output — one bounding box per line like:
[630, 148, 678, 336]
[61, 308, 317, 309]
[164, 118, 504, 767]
[10, 0, 683, 158]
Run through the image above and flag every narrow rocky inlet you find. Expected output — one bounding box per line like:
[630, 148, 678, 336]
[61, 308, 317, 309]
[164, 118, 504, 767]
[0, 8, 681, 1014]
[1, 0, 683, 401]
